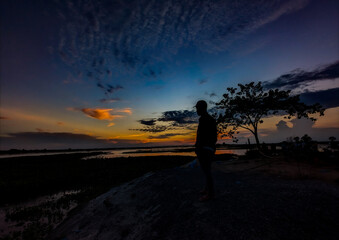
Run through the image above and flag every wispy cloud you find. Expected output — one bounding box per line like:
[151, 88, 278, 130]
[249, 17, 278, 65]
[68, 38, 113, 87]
[55, 0, 309, 83]
[199, 78, 208, 85]
[0, 116, 9, 120]
[115, 108, 132, 115]
[100, 98, 121, 103]
[130, 125, 169, 133]
[148, 133, 186, 139]
[97, 83, 123, 96]
[205, 91, 217, 98]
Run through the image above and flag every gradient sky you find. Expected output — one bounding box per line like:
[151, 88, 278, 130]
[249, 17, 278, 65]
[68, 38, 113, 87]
[1, 0, 338, 150]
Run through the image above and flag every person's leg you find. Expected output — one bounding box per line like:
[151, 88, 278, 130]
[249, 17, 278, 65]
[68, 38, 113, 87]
[204, 154, 214, 196]
[199, 152, 214, 196]
[198, 156, 208, 193]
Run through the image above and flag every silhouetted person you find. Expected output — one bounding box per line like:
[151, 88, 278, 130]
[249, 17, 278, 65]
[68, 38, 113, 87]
[195, 100, 217, 201]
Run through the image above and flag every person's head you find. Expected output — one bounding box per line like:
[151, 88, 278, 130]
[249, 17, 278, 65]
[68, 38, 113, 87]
[195, 100, 207, 116]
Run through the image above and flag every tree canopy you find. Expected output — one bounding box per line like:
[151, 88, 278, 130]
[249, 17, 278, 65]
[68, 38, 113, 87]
[215, 82, 325, 148]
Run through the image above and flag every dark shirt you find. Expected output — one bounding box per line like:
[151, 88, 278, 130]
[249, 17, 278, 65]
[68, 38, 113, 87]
[195, 113, 217, 152]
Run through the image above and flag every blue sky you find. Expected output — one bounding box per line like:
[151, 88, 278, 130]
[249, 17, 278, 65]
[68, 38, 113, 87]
[0, 0, 338, 149]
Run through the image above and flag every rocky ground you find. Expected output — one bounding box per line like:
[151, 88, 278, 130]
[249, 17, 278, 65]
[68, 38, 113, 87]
[50, 161, 339, 240]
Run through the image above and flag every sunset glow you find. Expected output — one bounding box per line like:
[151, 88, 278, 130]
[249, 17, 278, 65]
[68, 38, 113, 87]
[1, 0, 338, 150]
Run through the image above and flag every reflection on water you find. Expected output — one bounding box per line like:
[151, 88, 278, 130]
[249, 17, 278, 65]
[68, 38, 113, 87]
[0, 144, 331, 159]
[83, 147, 247, 160]
[0, 146, 248, 159]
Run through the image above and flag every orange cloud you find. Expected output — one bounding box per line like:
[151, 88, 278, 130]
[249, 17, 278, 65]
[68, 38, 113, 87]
[116, 108, 132, 115]
[81, 108, 123, 121]
[68, 107, 133, 127]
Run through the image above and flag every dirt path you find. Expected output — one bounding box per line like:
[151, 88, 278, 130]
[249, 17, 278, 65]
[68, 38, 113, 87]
[50, 164, 339, 240]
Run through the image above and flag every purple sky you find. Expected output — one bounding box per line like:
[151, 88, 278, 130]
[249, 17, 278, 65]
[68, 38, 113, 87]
[0, 0, 338, 150]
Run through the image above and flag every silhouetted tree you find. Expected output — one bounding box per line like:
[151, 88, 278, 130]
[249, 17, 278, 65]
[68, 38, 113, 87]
[329, 136, 336, 142]
[215, 82, 324, 149]
[329, 136, 337, 150]
[301, 134, 312, 144]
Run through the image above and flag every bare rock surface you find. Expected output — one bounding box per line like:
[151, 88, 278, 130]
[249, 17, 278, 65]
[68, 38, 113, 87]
[50, 165, 339, 240]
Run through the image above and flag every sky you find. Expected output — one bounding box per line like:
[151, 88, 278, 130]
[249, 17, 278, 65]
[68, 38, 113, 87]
[0, 0, 338, 150]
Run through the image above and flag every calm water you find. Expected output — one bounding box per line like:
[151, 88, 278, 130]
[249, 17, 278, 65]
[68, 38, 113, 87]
[0, 146, 247, 159]
[1, 144, 330, 159]
[83, 147, 247, 160]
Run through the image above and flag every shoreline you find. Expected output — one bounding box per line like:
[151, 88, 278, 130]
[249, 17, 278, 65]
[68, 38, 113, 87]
[1, 152, 338, 239]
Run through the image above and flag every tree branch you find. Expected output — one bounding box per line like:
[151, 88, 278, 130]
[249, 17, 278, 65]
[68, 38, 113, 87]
[238, 124, 254, 134]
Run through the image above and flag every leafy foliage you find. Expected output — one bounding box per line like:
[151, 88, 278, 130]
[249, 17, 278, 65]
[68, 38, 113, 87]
[215, 82, 325, 147]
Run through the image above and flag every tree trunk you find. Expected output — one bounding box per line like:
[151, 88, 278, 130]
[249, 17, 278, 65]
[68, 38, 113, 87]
[254, 129, 260, 150]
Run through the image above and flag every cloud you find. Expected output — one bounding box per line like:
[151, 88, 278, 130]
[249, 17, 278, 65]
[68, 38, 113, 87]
[130, 125, 169, 133]
[55, 0, 309, 83]
[263, 118, 339, 142]
[97, 83, 123, 95]
[57, 121, 64, 126]
[199, 78, 208, 85]
[0, 116, 9, 120]
[205, 91, 217, 98]
[263, 61, 339, 92]
[158, 110, 198, 125]
[115, 108, 132, 115]
[143, 68, 160, 78]
[0, 131, 148, 150]
[262, 61, 339, 108]
[299, 88, 339, 108]
[81, 108, 123, 121]
[69, 107, 132, 122]
[148, 133, 186, 139]
[226, 117, 339, 144]
[100, 98, 121, 103]
[132, 109, 199, 133]
[139, 119, 157, 126]
[133, 106, 222, 133]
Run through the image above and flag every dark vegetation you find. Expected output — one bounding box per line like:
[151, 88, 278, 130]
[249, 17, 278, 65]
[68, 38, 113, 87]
[0, 153, 193, 205]
[244, 135, 339, 165]
[0, 153, 193, 240]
